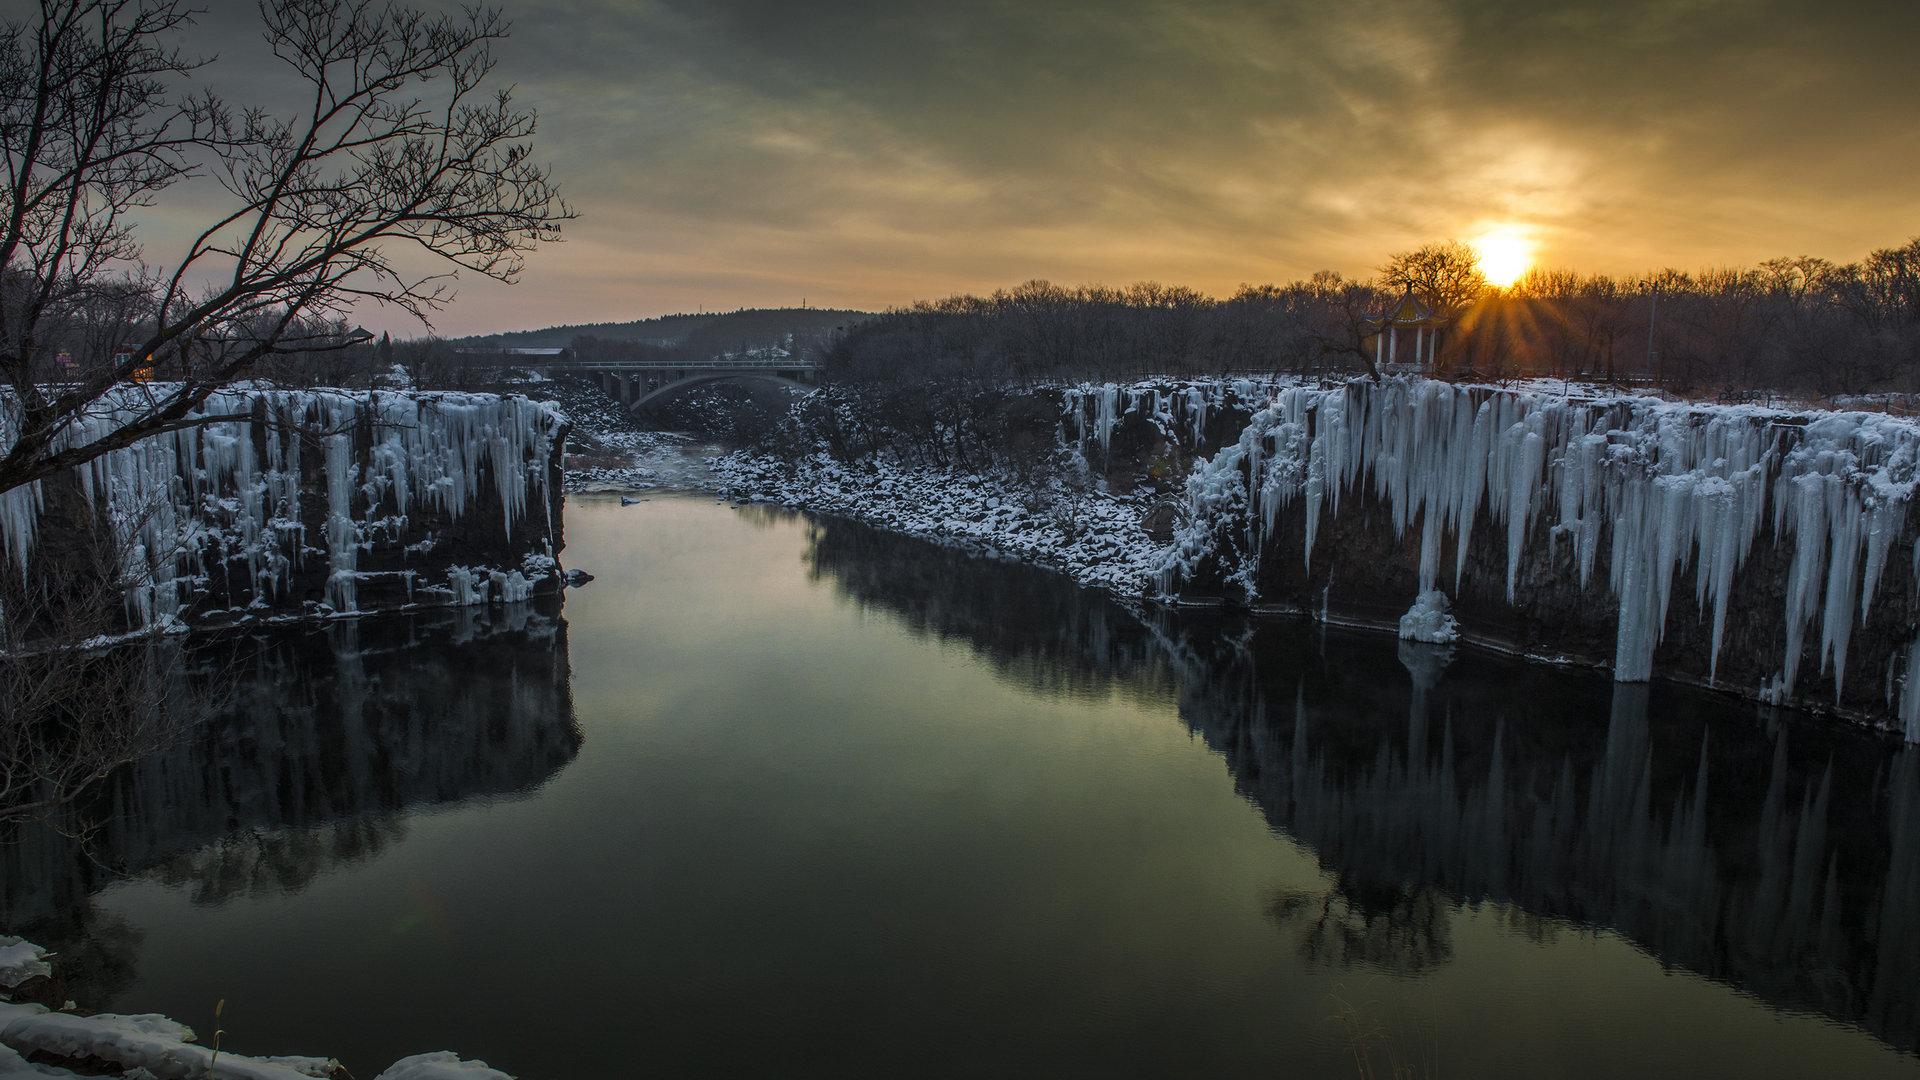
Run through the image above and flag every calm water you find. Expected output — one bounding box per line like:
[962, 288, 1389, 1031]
[8, 494, 1920, 1078]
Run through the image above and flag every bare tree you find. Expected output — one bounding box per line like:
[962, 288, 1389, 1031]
[1380, 240, 1487, 317]
[0, 0, 572, 497]
[1301, 270, 1383, 379]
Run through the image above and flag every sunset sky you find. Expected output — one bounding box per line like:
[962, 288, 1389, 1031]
[175, 0, 1920, 336]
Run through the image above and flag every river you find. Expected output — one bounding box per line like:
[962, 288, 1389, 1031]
[6, 493, 1920, 1078]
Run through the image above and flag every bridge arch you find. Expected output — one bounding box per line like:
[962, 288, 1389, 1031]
[623, 370, 816, 413]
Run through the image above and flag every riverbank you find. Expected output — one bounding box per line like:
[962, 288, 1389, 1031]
[711, 452, 1168, 595]
[14, 495, 1919, 1076]
[2, 934, 508, 1078]
[661, 376, 1920, 731]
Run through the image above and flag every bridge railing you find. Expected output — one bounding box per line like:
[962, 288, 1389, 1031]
[541, 357, 819, 372]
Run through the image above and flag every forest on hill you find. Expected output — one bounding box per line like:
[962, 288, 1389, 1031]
[461, 307, 870, 351]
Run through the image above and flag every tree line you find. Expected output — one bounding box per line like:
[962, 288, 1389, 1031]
[822, 237, 1920, 401]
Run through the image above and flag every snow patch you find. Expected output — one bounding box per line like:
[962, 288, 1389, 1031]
[0, 1001, 335, 1079]
[0, 942, 49, 992]
[376, 1052, 513, 1080]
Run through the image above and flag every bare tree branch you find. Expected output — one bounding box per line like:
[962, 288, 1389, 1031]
[0, 0, 572, 496]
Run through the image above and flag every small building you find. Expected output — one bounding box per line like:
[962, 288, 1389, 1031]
[1364, 288, 1444, 373]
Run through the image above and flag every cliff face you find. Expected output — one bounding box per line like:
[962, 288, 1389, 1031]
[0, 388, 568, 629]
[1065, 378, 1920, 731]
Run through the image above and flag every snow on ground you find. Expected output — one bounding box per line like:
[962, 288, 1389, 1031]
[0, 1042, 76, 1078]
[547, 376, 713, 491]
[0, 1001, 335, 1079]
[0, 957, 514, 1079]
[545, 374, 1177, 597]
[711, 452, 1171, 596]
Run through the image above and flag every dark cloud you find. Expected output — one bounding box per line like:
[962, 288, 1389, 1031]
[94, 0, 1920, 332]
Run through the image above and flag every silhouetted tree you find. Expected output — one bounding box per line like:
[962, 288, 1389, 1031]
[0, 0, 571, 496]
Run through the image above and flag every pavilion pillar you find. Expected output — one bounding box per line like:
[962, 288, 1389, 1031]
[1389, 327, 1398, 365]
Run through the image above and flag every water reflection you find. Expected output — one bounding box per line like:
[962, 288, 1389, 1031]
[803, 513, 1920, 1053]
[3, 604, 580, 929]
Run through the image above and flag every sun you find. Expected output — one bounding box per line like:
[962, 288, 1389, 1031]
[1472, 226, 1535, 289]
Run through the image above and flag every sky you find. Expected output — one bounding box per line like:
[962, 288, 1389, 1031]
[126, 0, 1920, 335]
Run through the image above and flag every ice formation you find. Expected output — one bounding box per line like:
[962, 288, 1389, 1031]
[0, 386, 563, 625]
[1105, 378, 1919, 709]
[1399, 589, 1461, 644]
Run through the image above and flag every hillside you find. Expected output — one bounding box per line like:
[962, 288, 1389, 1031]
[459, 307, 871, 351]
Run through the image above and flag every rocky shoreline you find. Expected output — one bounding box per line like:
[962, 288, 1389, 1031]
[683, 376, 1920, 733]
[1, 935, 509, 1079]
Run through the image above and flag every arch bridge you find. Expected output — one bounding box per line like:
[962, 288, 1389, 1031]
[541, 357, 820, 412]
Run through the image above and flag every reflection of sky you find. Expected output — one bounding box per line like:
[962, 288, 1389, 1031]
[82, 495, 1920, 1078]
[138, 1, 1920, 335]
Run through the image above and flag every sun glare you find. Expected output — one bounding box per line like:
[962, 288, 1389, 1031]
[1473, 226, 1535, 288]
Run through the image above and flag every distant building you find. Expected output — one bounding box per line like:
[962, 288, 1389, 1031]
[1364, 288, 1444, 373]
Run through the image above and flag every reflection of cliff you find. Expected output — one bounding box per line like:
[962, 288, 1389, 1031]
[805, 518, 1920, 1053]
[803, 516, 1175, 701]
[1172, 624, 1920, 1048]
[2, 604, 580, 925]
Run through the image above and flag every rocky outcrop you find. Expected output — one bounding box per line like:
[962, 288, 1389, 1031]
[0, 388, 568, 631]
[1065, 378, 1920, 732]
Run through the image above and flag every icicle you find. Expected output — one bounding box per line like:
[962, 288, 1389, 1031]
[1157, 378, 1920, 708]
[0, 385, 561, 627]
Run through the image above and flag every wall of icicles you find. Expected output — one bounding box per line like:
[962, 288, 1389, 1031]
[0, 387, 566, 630]
[1065, 378, 1920, 734]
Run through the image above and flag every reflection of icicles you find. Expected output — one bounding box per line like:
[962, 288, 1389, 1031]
[1900, 636, 1920, 742]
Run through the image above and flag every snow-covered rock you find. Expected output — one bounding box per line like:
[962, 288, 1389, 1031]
[713, 452, 1170, 596]
[375, 1052, 512, 1080]
[1398, 590, 1461, 644]
[0, 943, 49, 994]
[0, 1002, 337, 1079]
[0, 943, 515, 1079]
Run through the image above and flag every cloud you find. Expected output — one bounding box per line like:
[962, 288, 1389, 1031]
[114, 0, 1920, 333]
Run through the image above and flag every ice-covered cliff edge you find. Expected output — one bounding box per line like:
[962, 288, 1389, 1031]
[0, 387, 567, 629]
[1082, 378, 1920, 731]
